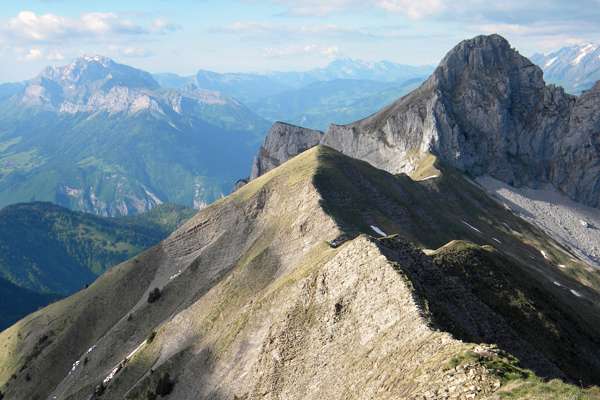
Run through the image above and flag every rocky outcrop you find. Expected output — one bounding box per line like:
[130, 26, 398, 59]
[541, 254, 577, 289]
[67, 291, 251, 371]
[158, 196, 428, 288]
[250, 122, 323, 179]
[322, 34, 600, 208]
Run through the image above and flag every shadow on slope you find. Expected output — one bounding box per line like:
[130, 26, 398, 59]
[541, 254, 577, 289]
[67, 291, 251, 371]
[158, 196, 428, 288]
[311, 146, 600, 386]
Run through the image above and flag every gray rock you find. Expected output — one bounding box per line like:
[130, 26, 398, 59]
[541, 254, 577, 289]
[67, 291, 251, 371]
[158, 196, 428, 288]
[322, 34, 600, 208]
[250, 121, 323, 179]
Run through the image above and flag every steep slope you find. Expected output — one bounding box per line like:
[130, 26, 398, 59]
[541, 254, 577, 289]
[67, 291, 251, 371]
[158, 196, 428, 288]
[249, 122, 323, 180]
[531, 44, 600, 94]
[322, 34, 600, 209]
[1, 146, 599, 400]
[0, 56, 269, 215]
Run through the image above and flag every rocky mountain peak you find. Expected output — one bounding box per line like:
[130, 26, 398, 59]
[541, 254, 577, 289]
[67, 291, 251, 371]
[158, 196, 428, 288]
[38, 55, 159, 91]
[432, 34, 544, 93]
[320, 34, 600, 208]
[531, 42, 600, 93]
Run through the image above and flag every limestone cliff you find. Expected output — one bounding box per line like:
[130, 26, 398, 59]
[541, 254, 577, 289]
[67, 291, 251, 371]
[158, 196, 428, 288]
[322, 34, 600, 208]
[250, 121, 322, 179]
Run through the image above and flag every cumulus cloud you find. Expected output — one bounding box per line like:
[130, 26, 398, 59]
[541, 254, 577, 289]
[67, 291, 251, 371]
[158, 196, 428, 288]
[1, 11, 179, 44]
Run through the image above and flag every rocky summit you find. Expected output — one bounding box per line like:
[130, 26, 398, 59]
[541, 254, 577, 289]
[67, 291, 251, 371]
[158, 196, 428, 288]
[320, 34, 600, 208]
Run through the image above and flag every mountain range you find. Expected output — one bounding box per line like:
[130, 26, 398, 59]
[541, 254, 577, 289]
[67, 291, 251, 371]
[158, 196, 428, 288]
[1, 34, 600, 400]
[532, 43, 600, 94]
[0, 202, 194, 330]
[0, 57, 431, 217]
[155, 59, 434, 131]
[0, 56, 269, 216]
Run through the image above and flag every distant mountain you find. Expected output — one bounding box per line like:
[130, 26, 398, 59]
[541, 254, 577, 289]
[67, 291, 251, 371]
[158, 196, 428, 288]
[0, 201, 194, 329]
[531, 43, 600, 93]
[0, 56, 269, 216]
[156, 59, 434, 104]
[154, 59, 432, 130]
[279, 58, 433, 84]
[249, 78, 423, 130]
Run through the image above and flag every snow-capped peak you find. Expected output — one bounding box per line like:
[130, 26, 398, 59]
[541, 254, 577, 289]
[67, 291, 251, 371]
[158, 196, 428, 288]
[572, 43, 598, 65]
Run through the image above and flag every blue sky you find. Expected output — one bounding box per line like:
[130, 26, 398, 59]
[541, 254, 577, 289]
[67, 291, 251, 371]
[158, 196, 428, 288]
[1, 0, 600, 81]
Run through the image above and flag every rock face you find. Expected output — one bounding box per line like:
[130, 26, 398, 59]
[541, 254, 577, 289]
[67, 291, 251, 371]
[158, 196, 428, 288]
[250, 121, 322, 179]
[322, 34, 600, 208]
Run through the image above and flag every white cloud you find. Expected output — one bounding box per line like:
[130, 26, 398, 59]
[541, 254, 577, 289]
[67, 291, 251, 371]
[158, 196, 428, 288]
[1, 11, 177, 44]
[23, 48, 42, 61]
[274, 0, 445, 19]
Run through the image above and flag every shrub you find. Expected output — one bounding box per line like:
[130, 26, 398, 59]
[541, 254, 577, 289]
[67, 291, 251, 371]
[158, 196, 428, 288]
[155, 372, 175, 396]
[147, 331, 157, 343]
[147, 288, 162, 303]
[25, 373, 31, 382]
[0, 390, 4, 399]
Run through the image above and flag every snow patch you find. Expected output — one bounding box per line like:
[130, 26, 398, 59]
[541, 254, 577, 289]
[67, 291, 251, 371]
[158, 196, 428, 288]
[558, 264, 567, 269]
[169, 270, 182, 280]
[462, 220, 481, 233]
[540, 250, 550, 260]
[420, 175, 439, 181]
[70, 360, 80, 373]
[544, 57, 558, 67]
[553, 281, 562, 287]
[370, 225, 387, 236]
[572, 44, 597, 65]
[570, 289, 583, 298]
[492, 237, 502, 244]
